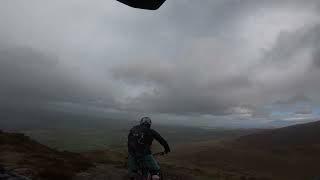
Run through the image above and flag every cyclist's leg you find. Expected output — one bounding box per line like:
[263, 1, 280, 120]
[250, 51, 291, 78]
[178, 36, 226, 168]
[143, 155, 160, 179]
[128, 155, 139, 179]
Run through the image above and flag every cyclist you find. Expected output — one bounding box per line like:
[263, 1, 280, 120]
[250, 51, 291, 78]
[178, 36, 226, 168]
[128, 117, 171, 180]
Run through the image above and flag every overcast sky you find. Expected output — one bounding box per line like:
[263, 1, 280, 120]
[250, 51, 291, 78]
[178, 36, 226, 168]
[1, 0, 320, 127]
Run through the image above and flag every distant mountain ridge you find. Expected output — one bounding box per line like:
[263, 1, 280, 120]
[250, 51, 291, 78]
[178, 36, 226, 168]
[237, 120, 320, 148]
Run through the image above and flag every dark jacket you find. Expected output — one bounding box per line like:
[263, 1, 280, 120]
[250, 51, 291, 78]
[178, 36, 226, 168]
[128, 124, 170, 156]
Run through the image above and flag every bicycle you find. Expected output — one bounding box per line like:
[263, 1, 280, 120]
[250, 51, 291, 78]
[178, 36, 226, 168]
[132, 152, 165, 180]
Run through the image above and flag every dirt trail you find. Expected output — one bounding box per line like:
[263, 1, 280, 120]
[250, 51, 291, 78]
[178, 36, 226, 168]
[74, 164, 127, 180]
[73, 164, 195, 180]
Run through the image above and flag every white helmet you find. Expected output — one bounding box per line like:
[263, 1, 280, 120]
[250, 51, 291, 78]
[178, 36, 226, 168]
[140, 117, 152, 126]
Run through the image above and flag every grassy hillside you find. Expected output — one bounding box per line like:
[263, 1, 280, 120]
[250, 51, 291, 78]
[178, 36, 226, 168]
[0, 130, 207, 180]
[0, 130, 92, 180]
[164, 121, 320, 180]
[2, 119, 320, 180]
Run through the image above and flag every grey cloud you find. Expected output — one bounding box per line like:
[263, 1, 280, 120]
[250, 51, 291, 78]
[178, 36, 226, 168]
[251, 23, 320, 102]
[312, 47, 320, 68]
[112, 58, 253, 115]
[262, 24, 320, 65]
[112, 21, 320, 116]
[164, 0, 320, 37]
[295, 106, 313, 115]
[1, 0, 320, 124]
[274, 94, 311, 105]
[0, 46, 109, 107]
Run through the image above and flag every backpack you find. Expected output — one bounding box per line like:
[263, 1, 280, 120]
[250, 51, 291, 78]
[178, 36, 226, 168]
[128, 125, 148, 155]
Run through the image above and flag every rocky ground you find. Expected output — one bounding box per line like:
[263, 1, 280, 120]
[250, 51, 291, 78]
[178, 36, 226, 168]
[0, 166, 32, 180]
[78, 149, 201, 180]
[73, 164, 127, 180]
[73, 163, 194, 180]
